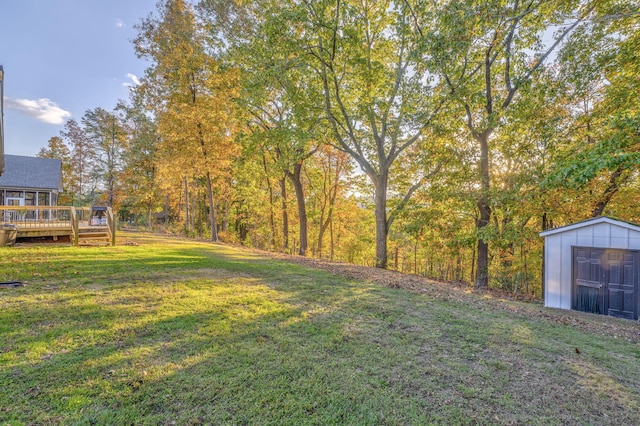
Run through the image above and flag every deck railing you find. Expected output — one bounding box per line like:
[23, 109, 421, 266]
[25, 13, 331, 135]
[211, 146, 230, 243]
[0, 206, 73, 228]
[0, 206, 115, 246]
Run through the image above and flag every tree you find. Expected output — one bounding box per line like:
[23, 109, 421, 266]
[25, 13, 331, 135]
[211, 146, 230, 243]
[135, 0, 240, 241]
[60, 118, 94, 205]
[82, 107, 128, 207]
[37, 136, 73, 204]
[202, 0, 327, 255]
[38, 136, 70, 161]
[545, 2, 640, 219]
[237, 78, 317, 255]
[118, 99, 160, 227]
[234, 0, 444, 268]
[306, 144, 352, 258]
[422, 0, 595, 287]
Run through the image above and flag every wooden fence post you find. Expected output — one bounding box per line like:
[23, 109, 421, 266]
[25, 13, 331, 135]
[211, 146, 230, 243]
[71, 207, 79, 246]
[107, 207, 116, 246]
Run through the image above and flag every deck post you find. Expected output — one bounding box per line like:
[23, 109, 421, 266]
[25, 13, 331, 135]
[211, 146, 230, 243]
[71, 207, 79, 246]
[107, 207, 116, 246]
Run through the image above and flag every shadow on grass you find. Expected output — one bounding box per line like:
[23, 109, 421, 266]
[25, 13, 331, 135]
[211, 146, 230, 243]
[1, 239, 377, 423]
[2, 236, 640, 424]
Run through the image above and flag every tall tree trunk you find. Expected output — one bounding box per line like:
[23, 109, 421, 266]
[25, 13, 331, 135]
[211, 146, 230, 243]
[330, 219, 335, 261]
[541, 212, 550, 297]
[286, 162, 308, 256]
[164, 195, 169, 225]
[317, 210, 333, 259]
[268, 183, 277, 249]
[542, 212, 550, 231]
[394, 246, 399, 270]
[222, 203, 229, 233]
[317, 190, 337, 259]
[591, 165, 624, 217]
[500, 217, 514, 270]
[184, 175, 190, 234]
[374, 172, 389, 269]
[279, 178, 289, 251]
[317, 216, 326, 258]
[262, 153, 277, 250]
[147, 199, 153, 231]
[475, 132, 491, 288]
[206, 171, 218, 242]
[318, 156, 341, 259]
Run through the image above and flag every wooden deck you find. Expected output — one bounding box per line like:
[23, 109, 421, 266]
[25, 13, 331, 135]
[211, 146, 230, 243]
[0, 206, 116, 245]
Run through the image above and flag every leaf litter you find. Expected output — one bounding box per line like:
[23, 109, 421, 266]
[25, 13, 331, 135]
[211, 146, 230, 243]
[263, 251, 640, 344]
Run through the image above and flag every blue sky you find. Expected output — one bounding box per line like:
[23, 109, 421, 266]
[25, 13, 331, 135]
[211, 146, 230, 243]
[0, 0, 158, 157]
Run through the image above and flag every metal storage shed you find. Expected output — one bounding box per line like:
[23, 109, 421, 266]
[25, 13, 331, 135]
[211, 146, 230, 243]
[540, 216, 640, 320]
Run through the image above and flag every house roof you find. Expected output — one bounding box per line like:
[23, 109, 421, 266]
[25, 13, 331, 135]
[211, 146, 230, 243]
[0, 154, 63, 192]
[539, 216, 640, 237]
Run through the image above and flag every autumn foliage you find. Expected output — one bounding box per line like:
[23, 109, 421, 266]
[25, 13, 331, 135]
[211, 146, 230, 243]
[39, 0, 640, 296]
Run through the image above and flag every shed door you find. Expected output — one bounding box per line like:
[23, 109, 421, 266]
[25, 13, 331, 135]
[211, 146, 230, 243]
[574, 248, 605, 315]
[573, 247, 639, 320]
[604, 251, 637, 320]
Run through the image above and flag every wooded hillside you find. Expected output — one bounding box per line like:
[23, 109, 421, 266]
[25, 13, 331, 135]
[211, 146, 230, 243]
[38, 0, 640, 295]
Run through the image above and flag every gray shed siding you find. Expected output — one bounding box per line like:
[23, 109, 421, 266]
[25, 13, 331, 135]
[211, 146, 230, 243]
[542, 217, 640, 310]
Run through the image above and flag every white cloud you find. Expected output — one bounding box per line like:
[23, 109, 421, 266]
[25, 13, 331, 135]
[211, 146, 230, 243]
[123, 73, 141, 87]
[5, 97, 72, 125]
[115, 19, 125, 28]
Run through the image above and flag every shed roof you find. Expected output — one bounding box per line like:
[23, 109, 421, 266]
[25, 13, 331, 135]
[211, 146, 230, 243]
[539, 216, 640, 237]
[0, 154, 63, 191]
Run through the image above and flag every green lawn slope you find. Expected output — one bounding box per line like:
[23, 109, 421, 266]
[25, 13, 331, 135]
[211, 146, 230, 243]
[1, 233, 639, 425]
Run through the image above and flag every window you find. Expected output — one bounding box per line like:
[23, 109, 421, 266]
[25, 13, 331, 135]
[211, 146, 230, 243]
[38, 192, 50, 206]
[25, 192, 36, 206]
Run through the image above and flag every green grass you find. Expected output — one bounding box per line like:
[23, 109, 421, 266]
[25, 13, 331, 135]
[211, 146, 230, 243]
[1, 233, 639, 425]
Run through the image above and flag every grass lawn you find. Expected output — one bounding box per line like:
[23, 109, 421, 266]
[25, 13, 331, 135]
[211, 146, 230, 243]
[1, 233, 639, 425]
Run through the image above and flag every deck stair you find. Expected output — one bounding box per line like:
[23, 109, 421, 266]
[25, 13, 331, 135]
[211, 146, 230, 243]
[78, 227, 111, 244]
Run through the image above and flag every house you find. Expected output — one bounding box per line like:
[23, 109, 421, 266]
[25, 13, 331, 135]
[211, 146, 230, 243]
[0, 156, 115, 245]
[0, 154, 63, 207]
[540, 216, 640, 320]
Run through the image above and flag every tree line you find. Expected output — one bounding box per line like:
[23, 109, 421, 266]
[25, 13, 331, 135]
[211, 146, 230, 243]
[38, 0, 640, 294]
